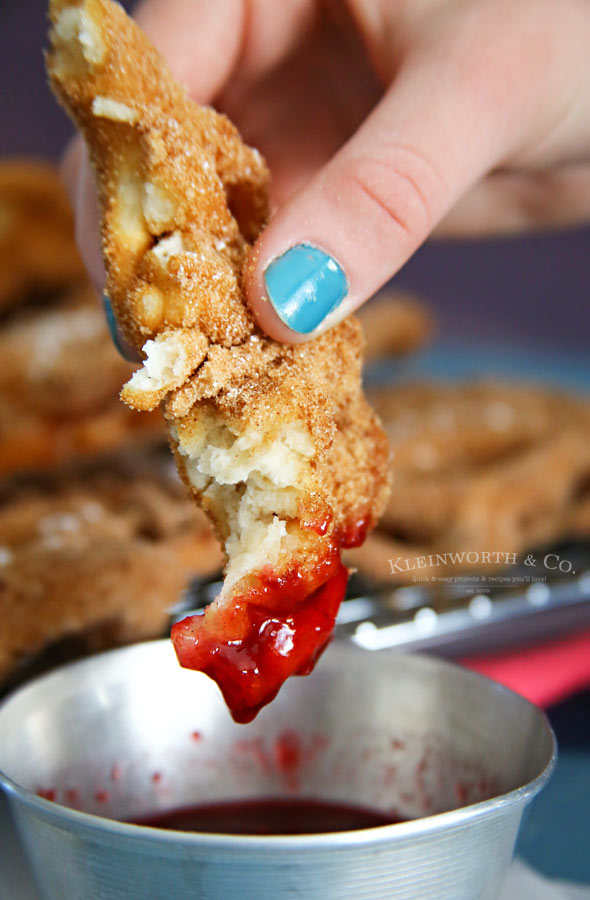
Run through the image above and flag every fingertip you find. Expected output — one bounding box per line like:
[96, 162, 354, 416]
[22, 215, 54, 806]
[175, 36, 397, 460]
[133, 0, 244, 102]
[62, 147, 137, 362]
[60, 136, 82, 207]
[102, 294, 142, 362]
[74, 149, 106, 292]
[59, 135, 106, 294]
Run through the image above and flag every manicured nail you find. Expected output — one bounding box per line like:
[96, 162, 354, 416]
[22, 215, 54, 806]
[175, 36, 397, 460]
[102, 294, 141, 362]
[263, 244, 348, 334]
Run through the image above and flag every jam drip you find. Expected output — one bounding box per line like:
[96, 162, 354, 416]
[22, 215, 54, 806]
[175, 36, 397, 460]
[172, 555, 349, 723]
[338, 514, 370, 549]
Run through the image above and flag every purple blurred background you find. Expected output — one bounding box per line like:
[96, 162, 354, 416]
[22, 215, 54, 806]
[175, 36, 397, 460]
[2, 0, 588, 355]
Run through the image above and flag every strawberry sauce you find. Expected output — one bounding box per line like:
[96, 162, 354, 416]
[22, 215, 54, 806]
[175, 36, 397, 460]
[132, 797, 399, 834]
[171, 512, 373, 723]
[171, 551, 349, 723]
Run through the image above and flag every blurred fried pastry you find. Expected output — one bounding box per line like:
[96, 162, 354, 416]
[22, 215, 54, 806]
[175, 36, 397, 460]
[357, 289, 434, 361]
[0, 282, 163, 477]
[47, 0, 389, 720]
[372, 381, 580, 472]
[375, 381, 589, 535]
[346, 381, 590, 581]
[0, 454, 223, 687]
[0, 159, 86, 312]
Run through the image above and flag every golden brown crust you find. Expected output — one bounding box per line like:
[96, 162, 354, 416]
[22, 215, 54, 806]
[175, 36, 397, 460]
[0, 455, 223, 685]
[357, 289, 434, 361]
[0, 159, 86, 312]
[0, 283, 163, 477]
[48, 0, 269, 349]
[346, 381, 590, 581]
[47, 0, 390, 601]
[370, 381, 574, 474]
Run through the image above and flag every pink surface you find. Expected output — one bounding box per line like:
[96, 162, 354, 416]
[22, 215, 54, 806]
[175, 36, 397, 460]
[462, 630, 590, 707]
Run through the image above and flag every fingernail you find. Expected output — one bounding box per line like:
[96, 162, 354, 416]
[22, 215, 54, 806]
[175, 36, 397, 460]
[263, 244, 348, 334]
[102, 294, 141, 362]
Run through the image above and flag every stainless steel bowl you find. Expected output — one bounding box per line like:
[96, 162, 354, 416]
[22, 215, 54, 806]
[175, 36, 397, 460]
[0, 640, 555, 900]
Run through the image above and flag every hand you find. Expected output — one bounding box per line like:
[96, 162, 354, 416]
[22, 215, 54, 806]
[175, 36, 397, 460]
[64, 0, 590, 344]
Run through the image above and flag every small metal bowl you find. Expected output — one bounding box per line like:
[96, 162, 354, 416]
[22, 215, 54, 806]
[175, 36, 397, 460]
[0, 640, 555, 900]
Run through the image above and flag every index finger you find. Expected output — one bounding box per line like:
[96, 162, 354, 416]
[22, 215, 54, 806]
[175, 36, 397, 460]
[133, 0, 245, 101]
[133, 0, 315, 103]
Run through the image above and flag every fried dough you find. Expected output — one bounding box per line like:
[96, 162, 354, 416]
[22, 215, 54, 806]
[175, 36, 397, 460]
[357, 289, 434, 361]
[0, 159, 86, 312]
[47, 0, 390, 720]
[346, 381, 590, 581]
[0, 282, 163, 477]
[0, 454, 223, 687]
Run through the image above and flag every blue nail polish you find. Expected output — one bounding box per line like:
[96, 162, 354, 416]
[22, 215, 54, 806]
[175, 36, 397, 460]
[264, 244, 348, 334]
[102, 294, 141, 362]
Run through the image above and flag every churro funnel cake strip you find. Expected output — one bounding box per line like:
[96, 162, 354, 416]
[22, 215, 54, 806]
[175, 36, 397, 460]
[0, 456, 223, 687]
[357, 289, 434, 361]
[47, 0, 389, 721]
[346, 381, 590, 583]
[0, 282, 163, 477]
[0, 159, 87, 312]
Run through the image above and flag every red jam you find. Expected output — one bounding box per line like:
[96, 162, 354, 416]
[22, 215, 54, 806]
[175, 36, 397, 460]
[338, 515, 370, 549]
[299, 509, 333, 536]
[172, 558, 348, 723]
[171, 511, 376, 723]
[132, 797, 400, 834]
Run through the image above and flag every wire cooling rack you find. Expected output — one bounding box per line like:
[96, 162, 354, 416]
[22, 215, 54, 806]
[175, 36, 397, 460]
[173, 540, 590, 659]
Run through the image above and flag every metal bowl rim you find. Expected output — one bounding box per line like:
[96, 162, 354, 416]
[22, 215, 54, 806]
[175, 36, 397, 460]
[0, 749, 556, 851]
[0, 642, 557, 850]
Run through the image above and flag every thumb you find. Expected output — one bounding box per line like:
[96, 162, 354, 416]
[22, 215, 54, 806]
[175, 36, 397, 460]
[244, 5, 561, 343]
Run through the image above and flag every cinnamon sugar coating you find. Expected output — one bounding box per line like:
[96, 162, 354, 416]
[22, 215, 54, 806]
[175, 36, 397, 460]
[346, 381, 590, 581]
[0, 159, 87, 312]
[0, 454, 223, 687]
[0, 281, 163, 477]
[48, 0, 268, 351]
[357, 289, 434, 361]
[47, 0, 390, 609]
